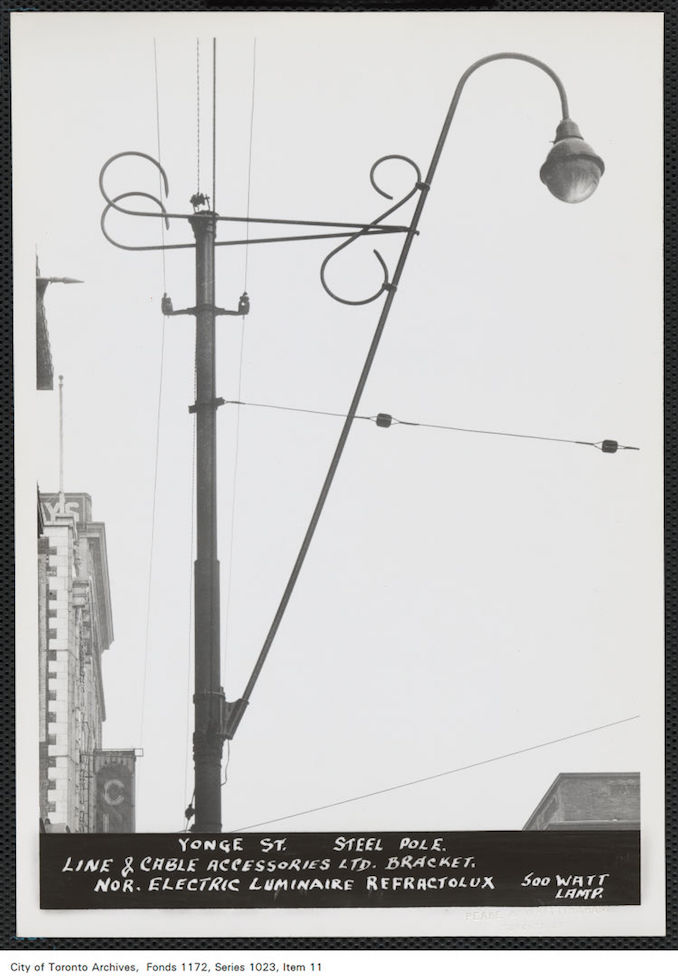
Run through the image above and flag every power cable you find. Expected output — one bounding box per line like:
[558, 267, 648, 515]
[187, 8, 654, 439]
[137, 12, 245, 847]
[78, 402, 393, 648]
[222, 39, 257, 694]
[153, 40, 167, 283]
[221, 740, 231, 788]
[223, 327, 247, 676]
[222, 399, 639, 454]
[229, 399, 368, 423]
[139, 41, 168, 750]
[182, 418, 197, 825]
[212, 37, 217, 211]
[243, 39, 257, 288]
[196, 39, 201, 194]
[232, 714, 640, 831]
[184, 789, 195, 832]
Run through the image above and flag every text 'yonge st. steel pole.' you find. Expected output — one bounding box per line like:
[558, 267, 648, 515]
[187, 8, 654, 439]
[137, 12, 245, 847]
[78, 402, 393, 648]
[100, 50, 605, 832]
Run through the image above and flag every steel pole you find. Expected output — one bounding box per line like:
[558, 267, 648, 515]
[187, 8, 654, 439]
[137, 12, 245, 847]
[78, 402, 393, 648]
[189, 209, 224, 832]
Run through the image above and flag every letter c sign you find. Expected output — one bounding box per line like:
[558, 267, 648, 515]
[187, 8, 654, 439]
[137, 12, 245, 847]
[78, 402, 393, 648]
[103, 778, 125, 806]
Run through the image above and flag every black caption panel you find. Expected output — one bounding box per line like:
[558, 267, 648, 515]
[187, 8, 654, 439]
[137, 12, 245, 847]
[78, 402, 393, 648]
[41, 831, 640, 910]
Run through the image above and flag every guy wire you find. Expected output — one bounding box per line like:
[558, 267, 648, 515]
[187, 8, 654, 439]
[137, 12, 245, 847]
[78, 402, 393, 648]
[221, 399, 638, 453]
[212, 37, 217, 210]
[196, 38, 201, 193]
[232, 714, 641, 831]
[222, 40, 257, 685]
[153, 40, 167, 281]
[139, 40, 169, 751]
[183, 416, 197, 823]
[244, 38, 257, 287]
[222, 322, 246, 680]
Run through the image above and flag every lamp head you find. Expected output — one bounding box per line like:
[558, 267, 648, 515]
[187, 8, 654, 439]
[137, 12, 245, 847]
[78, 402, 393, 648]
[540, 119, 604, 203]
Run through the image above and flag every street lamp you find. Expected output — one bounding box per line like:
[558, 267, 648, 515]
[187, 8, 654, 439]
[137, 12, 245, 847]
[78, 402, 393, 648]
[99, 51, 604, 833]
[540, 119, 605, 203]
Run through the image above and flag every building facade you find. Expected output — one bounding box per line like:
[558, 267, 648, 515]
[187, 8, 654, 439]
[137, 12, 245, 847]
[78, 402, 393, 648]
[523, 772, 640, 830]
[38, 492, 136, 832]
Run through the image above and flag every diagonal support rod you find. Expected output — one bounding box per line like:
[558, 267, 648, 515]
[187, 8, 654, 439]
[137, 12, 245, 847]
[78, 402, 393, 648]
[228, 52, 576, 736]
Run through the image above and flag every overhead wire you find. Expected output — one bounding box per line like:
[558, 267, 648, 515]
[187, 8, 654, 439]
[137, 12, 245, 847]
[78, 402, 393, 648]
[153, 40, 168, 283]
[182, 37, 213, 823]
[221, 398, 639, 453]
[178, 36, 201, 823]
[212, 37, 217, 210]
[243, 39, 257, 286]
[183, 404, 197, 825]
[183, 789, 195, 833]
[231, 714, 641, 831]
[222, 38, 257, 700]
[229, 399, 368, 423]
[196, 39, 201, 194]
[139, 39, 169, 750]
[222, 338, 247, 678]
[221, 740, 232, 788]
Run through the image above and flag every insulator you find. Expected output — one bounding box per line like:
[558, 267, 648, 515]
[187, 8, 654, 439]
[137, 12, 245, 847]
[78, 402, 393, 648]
[376, 413, 393, 428]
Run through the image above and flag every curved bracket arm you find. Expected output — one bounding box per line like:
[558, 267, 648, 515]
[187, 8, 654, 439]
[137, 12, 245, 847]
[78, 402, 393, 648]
[424, 52, 569, 187]
[318, 54, 569, 308]
[99, 151, 172, 215]
[99, 151, 205, 251]
[319, 154, 423, 306]
[238, 53, 578, 721]
[99, 150, 206, 251]
[101, 191, 197, 252]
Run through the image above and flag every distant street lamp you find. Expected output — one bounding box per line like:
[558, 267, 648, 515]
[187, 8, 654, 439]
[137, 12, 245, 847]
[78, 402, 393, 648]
[100, 51, 604, 833]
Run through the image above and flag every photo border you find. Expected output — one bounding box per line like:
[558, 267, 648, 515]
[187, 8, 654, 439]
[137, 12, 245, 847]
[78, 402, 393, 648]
[1, 0, 674, 950]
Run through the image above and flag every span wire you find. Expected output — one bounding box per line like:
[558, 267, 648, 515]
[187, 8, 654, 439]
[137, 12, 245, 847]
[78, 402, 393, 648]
[212, 37, 217, 210]
[182, 412, 197, 826]
[222, 398, 639, 453]
[196, 38, 201, 194]
[139, 40, 169, 751]
[222, 39, 257, 694]
[232, 714, 640, 831]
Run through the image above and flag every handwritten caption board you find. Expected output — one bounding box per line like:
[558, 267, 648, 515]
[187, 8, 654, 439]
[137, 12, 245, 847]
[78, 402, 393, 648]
[41, 831, 640, 909]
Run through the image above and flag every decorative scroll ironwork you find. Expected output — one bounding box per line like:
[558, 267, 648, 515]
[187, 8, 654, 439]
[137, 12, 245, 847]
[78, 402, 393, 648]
[99, 151, 414, 255]
[319, 154, 423, 306]
[99, 151, 199, 252]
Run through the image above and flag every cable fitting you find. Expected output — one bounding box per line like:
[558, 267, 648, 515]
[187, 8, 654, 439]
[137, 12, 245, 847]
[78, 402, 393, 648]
[161, 293, 251, 318]
[191, 692, 248, 741]
[190, 192, 211, 212]
[214, 292, 251, 317]
[375, 413, 394, 428]
[223, 698, 249, 740]
[188, 397, 225, 414]
[593, 439, 639, 453]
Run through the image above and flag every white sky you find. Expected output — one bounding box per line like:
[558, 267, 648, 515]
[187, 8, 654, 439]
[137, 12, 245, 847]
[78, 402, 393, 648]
[13, 7, 662, 886]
